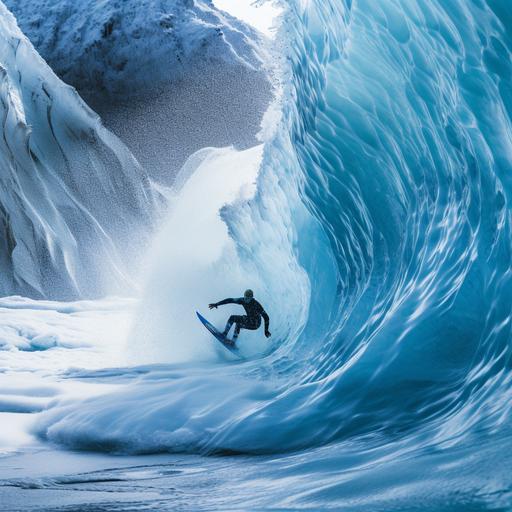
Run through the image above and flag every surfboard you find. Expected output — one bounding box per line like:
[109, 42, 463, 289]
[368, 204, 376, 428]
[196, 311, 240, 355]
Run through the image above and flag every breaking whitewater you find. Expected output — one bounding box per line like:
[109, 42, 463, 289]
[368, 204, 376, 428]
[2, 0, 512, 510]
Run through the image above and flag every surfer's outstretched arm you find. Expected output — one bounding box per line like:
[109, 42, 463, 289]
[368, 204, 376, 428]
[209, 298, 241, 309]
[262, 310, 271, 337]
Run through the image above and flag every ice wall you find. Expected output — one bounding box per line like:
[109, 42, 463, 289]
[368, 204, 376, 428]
[0, 3, 156, 299]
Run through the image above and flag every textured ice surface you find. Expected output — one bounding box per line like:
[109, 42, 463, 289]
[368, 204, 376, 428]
[0, 3, 156, 299]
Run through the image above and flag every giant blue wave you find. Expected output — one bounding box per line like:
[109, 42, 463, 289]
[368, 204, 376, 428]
[36, 2, 512, 496]
[262, 0, 512, 447]
[214, 0, 512, 451]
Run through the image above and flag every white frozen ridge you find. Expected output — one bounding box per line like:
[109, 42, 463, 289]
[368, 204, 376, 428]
[0, 3, 156, 299]
[4, 0, 266, 99]
[4, 0, 273, 182]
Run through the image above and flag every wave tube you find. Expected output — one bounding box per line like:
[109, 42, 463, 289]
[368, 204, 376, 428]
[37, 0, 512, 454]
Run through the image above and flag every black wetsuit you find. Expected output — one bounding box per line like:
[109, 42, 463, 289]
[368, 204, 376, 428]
[216, 297, 270, 339]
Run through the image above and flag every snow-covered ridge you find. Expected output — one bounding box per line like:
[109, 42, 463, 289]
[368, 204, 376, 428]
[0, 3, 156, 299]
[4, 0, 273, 182]
[4, 0, 266, 99]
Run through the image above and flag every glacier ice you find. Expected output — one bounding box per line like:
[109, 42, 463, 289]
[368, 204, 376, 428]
[0, 3, 156, 299]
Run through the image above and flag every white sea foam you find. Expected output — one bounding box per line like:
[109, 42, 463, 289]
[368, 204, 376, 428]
[130, 145, 267, 364]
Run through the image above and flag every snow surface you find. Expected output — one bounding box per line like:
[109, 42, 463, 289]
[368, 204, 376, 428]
[4, 0, 265, 99]
[0, 296, 134, 352]
[5, 0, 274, 182]
[0, 295, 133, 459]
[213, 0, 282, 36]
[0, 3, 157, 300]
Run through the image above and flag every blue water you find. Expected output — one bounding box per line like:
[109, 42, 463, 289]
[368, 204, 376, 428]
[224, 0, 512, 453]
[229, 0, 512, 505]
[7, 0, 512, 509]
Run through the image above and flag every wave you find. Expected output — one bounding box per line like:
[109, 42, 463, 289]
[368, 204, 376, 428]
[37, 0, 512, 455]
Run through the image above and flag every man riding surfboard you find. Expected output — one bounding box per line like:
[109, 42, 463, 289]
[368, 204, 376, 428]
[209, 289, 271, 346]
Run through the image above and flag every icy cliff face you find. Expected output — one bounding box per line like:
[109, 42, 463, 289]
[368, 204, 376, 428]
[0, 3, 155, 299]
[5, 0, 273, 181]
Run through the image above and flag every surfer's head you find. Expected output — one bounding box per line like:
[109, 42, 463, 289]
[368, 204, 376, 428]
[244, 289, 254, 301]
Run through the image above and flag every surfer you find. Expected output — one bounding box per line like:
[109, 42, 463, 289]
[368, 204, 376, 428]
[209, 289, 271, 345]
